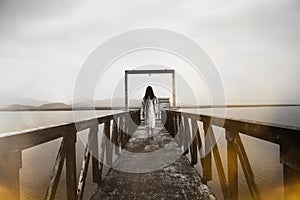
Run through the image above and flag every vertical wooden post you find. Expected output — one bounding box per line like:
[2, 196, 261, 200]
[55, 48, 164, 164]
[127, 113, 132, 137]
[283, 165, 300, 200]
[127, 112, 136, 138]
[89, 123, 100, 185]
[166, 113, 170, 132]
[169, 113, 171, 132]
[280, 144, 300, 200]
[134, 110, 140, 131]
[104, 120, 112, 167]
[116, 117, 121, 153]
[125, 72, 128, 108]
[45, 140, 65, 200]
[137, 110, 141, 126]
[183, 116, 190, 155]
[119, 116, 125, 148]
[173, 114, 179, 143]
[177, 114, 183, 148]
[190, 119, 198, 166]
[123, 115, 129, 142]
[170, 114, 174, 137]
[77, 145, 90, 200]
[165, 112, 169, 132]
[203, 120, 212, 182]
[0, 150, 22, 200]
[226, 130, 238, 200]
[98, 123, 106, 181]
[161, 111, 166, 125]
[174, 114, 177, 137]
[64, 129, 77, 200]
[112, 119, 120, 156]
[172, 70, 176, 107]
[194, 119, 204, 166]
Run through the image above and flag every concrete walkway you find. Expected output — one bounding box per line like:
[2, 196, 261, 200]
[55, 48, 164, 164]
[90, 123, 215, 200]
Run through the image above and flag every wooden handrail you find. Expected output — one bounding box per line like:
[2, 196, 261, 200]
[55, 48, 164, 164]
[163, 109, 300, 200]
[0, 110, 140, 200]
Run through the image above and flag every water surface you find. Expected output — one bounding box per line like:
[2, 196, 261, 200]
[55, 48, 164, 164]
[0, 107, 299, 200]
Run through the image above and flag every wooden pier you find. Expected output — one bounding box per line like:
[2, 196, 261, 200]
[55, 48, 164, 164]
[90, 123, 215, 200]
[1, 109, 300, 200]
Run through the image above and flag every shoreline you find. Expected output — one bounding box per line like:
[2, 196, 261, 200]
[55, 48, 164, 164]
[0, 104, 300, 112]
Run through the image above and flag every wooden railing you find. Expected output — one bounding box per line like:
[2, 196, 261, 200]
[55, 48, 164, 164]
[0, 110, 140, 200]
[163, 109, 300, 200]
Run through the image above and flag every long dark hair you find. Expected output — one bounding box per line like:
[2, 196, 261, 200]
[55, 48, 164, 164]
[143, 86, 156, 100]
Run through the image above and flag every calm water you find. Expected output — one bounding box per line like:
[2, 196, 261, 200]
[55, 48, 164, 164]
[180, 106, 300, 200]
[0, 107, 299, 200]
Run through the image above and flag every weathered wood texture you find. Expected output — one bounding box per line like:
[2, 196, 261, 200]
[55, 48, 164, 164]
[90, 123, 215, 200]
[0, 110, 140, 200]
[166, 109, 300, 200]
[45, 139, 65, 200]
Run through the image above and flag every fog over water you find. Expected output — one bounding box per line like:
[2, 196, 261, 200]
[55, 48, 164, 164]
[1, 0, 300, 199]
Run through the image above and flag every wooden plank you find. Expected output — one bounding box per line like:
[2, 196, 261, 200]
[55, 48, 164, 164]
[167, 110, 300, 146]
[98, 124, 107, 181]
[104, 121, 112, 167]
[234, 134, 261, 200]
[0, 110, 140, 152]
[280, 143, 300, 199]
[202, 121, 212, 182]
[45, 140, 65, 200]
[226, 130, 238, 200]
[130, 111, 139, 135]
[124, 115, 130, 142]
[64, 131, 77, 200]
[177, 115, 183, 148]
[88, 123, 100, 184]
[119, 116, 125, 148]
[183, 117, 190, 155]
[174, 115, 179, 138]
[0, 150, 22, 200]
[171, 114, 175, 137]
[173, 114, 179, 144]
[125, 69, 175, 74]
[166, 113, 170, 132]
[280, 143, 300, 171]
[126, 115, 131, 142]
[193, 120, 205, 168]
[190, 119, 198, 166]
[207, 125, 228, 200]
[283, 165, 300, 200]
[112, 119, 120, 156]
[116, 117, 121, 154]
[0, 124, 75, 152]
[0, 110, 141, 200]
[77, 145, 91, 200]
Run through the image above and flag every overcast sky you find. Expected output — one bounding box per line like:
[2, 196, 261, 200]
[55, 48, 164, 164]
[0, 0, 300, 105]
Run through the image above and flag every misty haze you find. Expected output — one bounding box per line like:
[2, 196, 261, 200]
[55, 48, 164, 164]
[0, 1, 300, 200]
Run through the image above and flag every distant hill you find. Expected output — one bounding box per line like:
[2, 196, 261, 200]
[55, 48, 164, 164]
[38, 102, 71, 109]
[2, 99, 297, 111]
[0, 98, 142, 111]
[0, 103, 71, 111]
[0, 93, 47, 107]
[3, 104, 37, 111]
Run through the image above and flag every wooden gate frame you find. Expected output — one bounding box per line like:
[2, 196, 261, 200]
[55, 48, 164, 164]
[124, 69, 176, 108]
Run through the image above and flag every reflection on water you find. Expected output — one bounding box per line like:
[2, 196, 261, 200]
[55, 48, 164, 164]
[0, 107, 299, 200]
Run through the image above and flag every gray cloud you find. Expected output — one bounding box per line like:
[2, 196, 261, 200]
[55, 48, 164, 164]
[0, 0, 299, 104]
